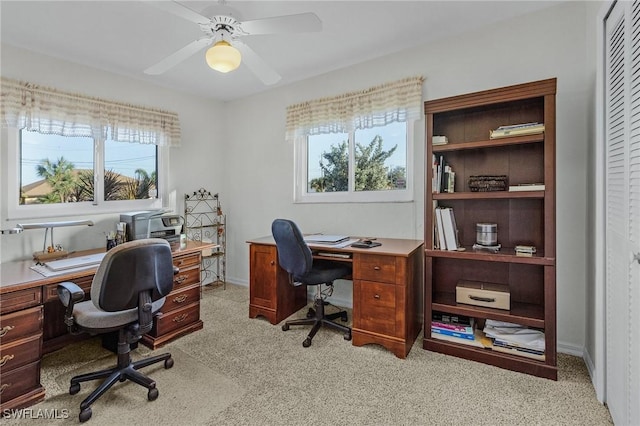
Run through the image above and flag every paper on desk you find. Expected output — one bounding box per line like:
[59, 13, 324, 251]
[307, 238, 359, 249]
[30, 263, 97, 278]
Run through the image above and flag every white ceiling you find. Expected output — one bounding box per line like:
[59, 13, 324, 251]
[0, 1, 563, 101]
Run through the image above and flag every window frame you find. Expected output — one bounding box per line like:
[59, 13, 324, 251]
[294, 120, 415, 203]
[2, 127, 167, 220]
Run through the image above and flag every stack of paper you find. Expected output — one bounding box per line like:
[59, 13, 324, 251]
[483, 319, 545, 360]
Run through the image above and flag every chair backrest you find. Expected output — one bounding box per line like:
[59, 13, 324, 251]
[91, 238, 174, 312]
[271, 219, 313, 280]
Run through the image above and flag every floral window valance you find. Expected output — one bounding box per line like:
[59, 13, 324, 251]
[286, 76, 424, 139]
[0, 77, 181, 147]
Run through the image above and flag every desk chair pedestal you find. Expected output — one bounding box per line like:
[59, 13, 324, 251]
[282, 284, 351, 347]
[69, 326, 173, 422]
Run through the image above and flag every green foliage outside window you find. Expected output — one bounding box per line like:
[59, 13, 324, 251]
[308, 135, 406, 192]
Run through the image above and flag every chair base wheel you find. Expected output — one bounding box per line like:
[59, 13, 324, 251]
[344, 332, 352, 341]
[69, 383, 81, 395]
[302, 337, 312, 347]
[164, 358, 174, 369]
[341, 312, 348, 322]
[282, 324, 290, 331]
[148, 387, 159, 401]
[306, 308, 315, 318]
[79, 408, 92, 423]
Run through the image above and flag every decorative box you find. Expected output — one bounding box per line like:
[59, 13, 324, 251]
[456, 280, 510, 310]
[468, 175, 508, 192]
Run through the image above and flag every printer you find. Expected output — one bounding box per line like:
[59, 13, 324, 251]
[120, 210, 184, 243]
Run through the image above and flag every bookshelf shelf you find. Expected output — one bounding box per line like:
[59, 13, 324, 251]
[432, 133, 544, 152]
[424, 79, 557, 380]
[433, 191, 545, 200]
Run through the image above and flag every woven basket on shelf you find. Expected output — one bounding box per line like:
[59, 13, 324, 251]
[468, 175, 508, 192]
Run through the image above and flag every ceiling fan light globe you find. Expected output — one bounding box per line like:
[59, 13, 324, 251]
[206, 41, 242, 73]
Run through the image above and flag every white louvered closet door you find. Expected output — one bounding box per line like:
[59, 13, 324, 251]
[605, 1, 640, 425]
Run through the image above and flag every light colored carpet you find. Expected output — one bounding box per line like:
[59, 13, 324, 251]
[7, 284, 612, 425]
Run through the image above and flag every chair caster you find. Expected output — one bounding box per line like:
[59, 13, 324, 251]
[344, 332, 352, 341]
[165, 357, 174, 369]
[302, 337, 312, 347]
[69, 383, 81, 395]
[148, 387, 159, 401]
[79, 408, 92, 423]
[341, 312, 348, 322]
[306, 309, 315, 318]
[282, 324, 290, 331]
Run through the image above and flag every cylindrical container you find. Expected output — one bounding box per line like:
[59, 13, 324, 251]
[476, 223, 497, 246]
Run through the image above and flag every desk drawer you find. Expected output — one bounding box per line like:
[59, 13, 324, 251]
[172, 266, 200, 291]
[0, 333, 41, 374]
[354, 255, 397, 284]
[0, 288, 42, 315]
[0, 306, 43, 345]
[162, 285, 201, 313]
[150, 303, 200, 337]
[0, 361, 40, 405]
[44, 276, 93, 302]
[173, 253, 201, 270]
[355, 280, 397, 336]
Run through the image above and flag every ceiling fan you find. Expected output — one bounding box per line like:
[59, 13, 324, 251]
[144, 1, 322, 85]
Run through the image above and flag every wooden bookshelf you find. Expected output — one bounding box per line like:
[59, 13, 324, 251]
[424, 79, 557, 380]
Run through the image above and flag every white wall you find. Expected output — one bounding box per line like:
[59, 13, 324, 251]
[0, 44, 226, 261]
[223, 1, 591, 354]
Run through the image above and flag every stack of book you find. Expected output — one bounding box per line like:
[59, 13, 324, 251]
[432, 154, 455, 193]
[489, 122, 545, 139]
[483, 319, 545, 361]
[430, 313, 490, 348]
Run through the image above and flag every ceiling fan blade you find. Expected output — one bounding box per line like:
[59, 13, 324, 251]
[144, 0, 210, 25]
[234, 41, 281, 85]
[241, 12, 322, 35]
[144, 38, 212, 75]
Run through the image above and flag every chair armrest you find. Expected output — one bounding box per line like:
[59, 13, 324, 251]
[57, 282, 85, 332]
[57, 281, 85, 307]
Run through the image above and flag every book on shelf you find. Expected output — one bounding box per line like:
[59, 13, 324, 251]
[433, 135, 448, 145]
[435, 208, 447, 250]
[509, 183, 545, 192]
[432, 312, 473, 326]
[430, 329, 492, 349]
[434, 207, 459, 251]
[491, 343, 545, 361]
[431, 321, 474, 333]
[489, 122, 545, 139]
[431, 327, 474, 340]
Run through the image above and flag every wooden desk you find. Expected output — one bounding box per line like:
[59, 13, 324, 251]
[247, 237, 424, 359]
[0, 240, 213, 411]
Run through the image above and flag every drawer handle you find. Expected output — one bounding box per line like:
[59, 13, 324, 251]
[469, 295, 496, 303]
[0, 325, 15, 337]
[373, 266, 381, 271]
[373, 294, 380, 299]
[0, 354, 15, 367]
[174, 274, 188, 284]
[173, 294, 188, 303]
[173, 313, 189, 323]
[0, 384, 10, 394]
[270, 261, 275, 266]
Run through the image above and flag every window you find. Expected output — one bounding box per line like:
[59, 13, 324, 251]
[5, 128, 165, 219]
[288, 76, 423, 203]
[1, 77, 179, 220]
[19, 130, 158, 205]
[303, 121, 411, 201]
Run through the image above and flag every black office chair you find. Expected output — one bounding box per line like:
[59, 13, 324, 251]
[271, 219, 352, 347]
[57, 239, 176, 422]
